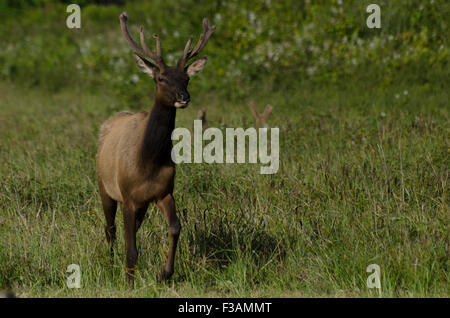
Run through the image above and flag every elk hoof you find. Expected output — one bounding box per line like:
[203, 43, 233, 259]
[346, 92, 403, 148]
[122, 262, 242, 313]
[157, 268, 173, 282]
[127, 274, 135, 289]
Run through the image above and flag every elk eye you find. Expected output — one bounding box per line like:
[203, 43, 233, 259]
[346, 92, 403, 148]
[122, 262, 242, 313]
[158, 77, 165, 82]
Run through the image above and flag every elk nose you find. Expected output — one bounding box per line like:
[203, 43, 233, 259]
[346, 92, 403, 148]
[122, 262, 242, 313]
[178, 92, 190, 103]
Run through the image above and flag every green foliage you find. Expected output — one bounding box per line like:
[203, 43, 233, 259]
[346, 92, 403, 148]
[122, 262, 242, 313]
[0, 0, 448, 106]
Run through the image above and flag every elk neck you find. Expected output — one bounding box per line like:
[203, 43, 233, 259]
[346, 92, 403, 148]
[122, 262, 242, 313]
[140, 99, 176, 168]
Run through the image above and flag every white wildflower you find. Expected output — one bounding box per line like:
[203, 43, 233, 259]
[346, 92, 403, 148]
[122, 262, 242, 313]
[130, 74, 139, 83]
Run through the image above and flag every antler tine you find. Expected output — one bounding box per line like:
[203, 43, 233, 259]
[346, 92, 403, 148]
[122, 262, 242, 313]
[180, 36, 193, 64]
[190, 18, 216, 57]
[120, 12, 146, 57]
[178, 18, 216, 69]
[153, 34, 161, 57]
[139, 27, 152, 57]
[262, 104, 273, 119]
[249, 101, 260, 119]
[120, 12, 164, 67]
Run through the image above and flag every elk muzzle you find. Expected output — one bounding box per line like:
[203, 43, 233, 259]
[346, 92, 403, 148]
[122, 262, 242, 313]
[174, 92, 190, 108]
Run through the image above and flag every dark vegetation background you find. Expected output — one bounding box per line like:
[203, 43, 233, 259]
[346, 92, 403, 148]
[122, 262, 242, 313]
[0, 0, 448, 297]
[1, 0, 448, 104]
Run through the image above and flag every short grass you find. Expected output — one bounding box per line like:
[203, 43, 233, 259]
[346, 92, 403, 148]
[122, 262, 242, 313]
[0, 78, 448, 297]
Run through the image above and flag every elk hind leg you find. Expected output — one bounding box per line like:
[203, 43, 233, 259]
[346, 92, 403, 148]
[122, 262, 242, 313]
[123, 202, 138, 288]
[99, 180, 117, 257]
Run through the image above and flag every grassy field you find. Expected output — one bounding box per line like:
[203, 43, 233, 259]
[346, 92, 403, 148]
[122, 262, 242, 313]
[0, 75, 448, 297]
[0, 0, 449, 298]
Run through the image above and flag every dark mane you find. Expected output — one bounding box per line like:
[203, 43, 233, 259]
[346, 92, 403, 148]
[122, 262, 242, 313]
[141, 103, 176, 166]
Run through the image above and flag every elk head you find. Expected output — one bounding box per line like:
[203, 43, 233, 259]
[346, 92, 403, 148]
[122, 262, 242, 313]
[119, 12, 215, 108]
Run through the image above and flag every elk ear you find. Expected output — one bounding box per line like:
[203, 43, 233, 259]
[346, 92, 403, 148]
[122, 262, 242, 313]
[185, 57, 208, 77]
[133, 54, 158, 78]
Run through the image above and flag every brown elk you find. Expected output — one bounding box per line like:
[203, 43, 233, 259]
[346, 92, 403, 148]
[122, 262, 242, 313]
[196, 107, 208, 129]
[191, 107, 209, 133]
[249, 101, 273, 128]
[96, 12, 215, 287]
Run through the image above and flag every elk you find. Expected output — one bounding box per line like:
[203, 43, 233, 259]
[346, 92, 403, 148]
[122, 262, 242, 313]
[196, 107, 209, 129]
[249, 101, 273, 128]
[97, 12, 215, 287]
[191, 107, 209, 133]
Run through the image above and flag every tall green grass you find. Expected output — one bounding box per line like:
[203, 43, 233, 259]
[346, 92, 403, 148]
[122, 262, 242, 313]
[0, 77, 447, 296]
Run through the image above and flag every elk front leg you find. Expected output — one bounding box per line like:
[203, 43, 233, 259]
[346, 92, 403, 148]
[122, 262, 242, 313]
[156, 194, 181, 280]
[123, 202, 138, 288]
